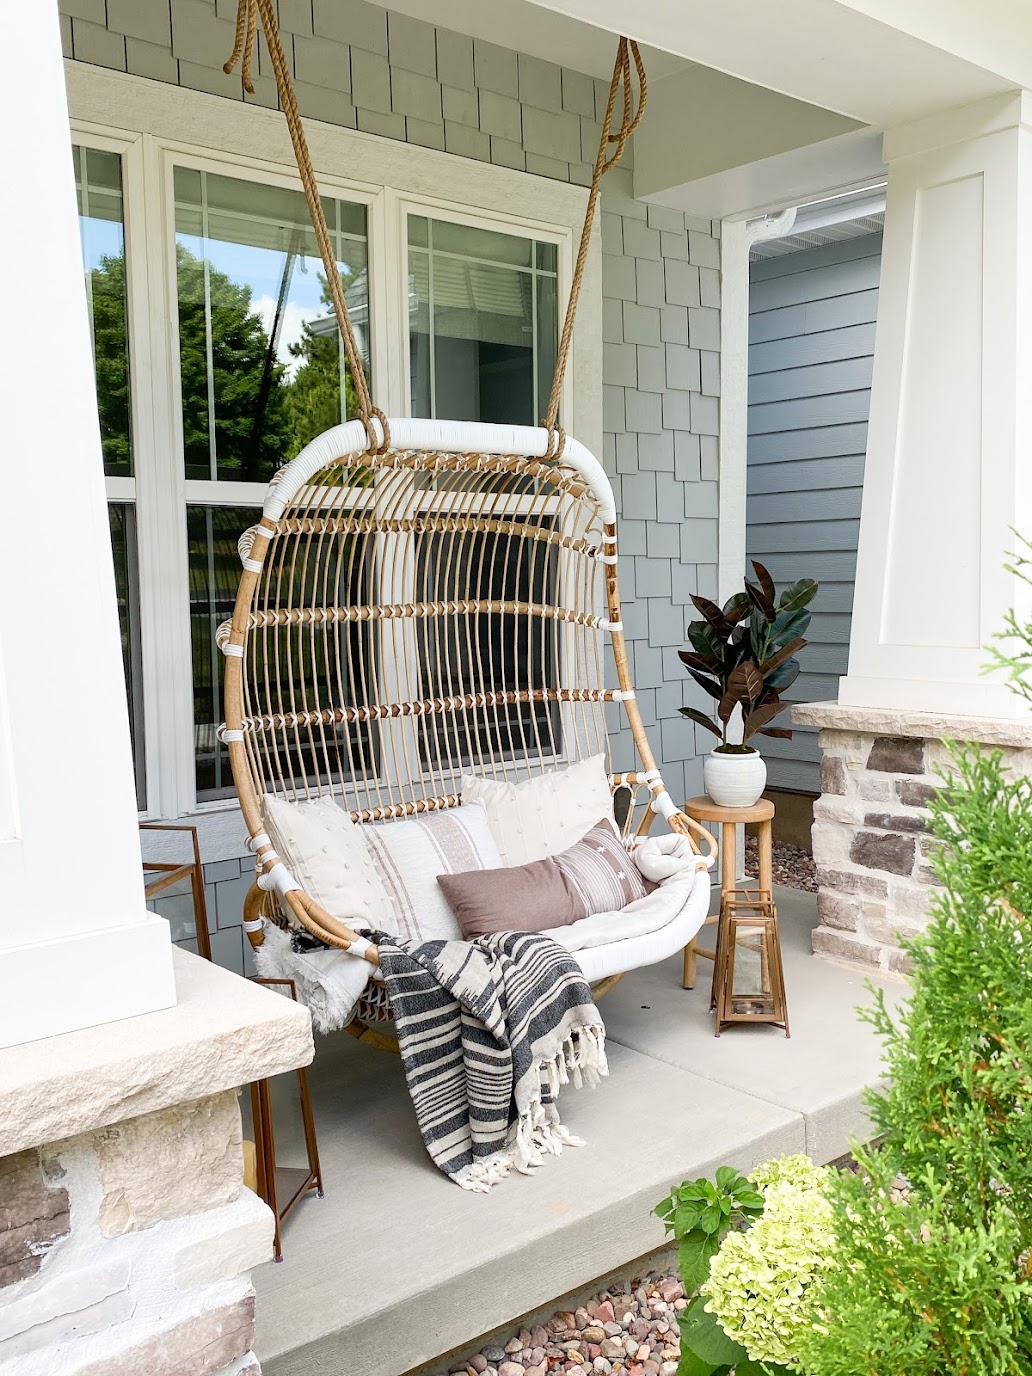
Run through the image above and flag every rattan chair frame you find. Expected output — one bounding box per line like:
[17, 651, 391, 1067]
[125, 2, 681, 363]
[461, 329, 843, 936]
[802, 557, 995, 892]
[222, 416, 716, 980]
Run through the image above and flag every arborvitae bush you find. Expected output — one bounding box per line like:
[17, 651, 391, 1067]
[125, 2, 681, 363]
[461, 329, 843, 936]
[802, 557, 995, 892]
[796, 742, 1032, 1373]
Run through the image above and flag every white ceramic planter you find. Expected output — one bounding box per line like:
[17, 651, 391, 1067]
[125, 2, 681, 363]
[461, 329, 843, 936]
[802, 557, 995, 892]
[703, 748, 767, 809]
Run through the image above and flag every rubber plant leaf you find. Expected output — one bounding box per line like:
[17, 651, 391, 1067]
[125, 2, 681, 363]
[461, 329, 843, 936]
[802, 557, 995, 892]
[745, 580, 776, 623]
[721, 591, 753, 624]
[679, 649, 720, 674]
[751, 559, 777, 606]
[759, 637, 806, 676]
[726, 662, 763, 705]
[690, 595, 731, 633]
[687, 669, 723, 700]
[743, 701, 788, 740]
[680, 707, 722, 738]
[717, 691, 737, 726]
[757, 726, 793, 740]
[771, 607, 811, 642]
[765, 659, 801, 692]
[777, 577, 819, 612]
[688, 621, 724, 663]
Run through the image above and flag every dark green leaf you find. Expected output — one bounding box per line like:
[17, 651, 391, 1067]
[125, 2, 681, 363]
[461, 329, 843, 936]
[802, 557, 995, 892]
[674, 1202, 703, 1235]
[676, 1346, 729, 1376]
[679, 707, 722, 738]
[721, 591, 753, 625]
[758, 637, 806, 676]
[771, 607, 811, 642]
[777, 577, 818, 612]
[687, 669, 723, 700]
[714, 1165, 740, 1190]
[679, 1182, 711, 1201]
[765, 659, 801, 692]
[699, 1204, 722, 1233]
[689, 621, 726, 664]
[679, 1302, 748, 1365]
[678, 1231, 722, 1292]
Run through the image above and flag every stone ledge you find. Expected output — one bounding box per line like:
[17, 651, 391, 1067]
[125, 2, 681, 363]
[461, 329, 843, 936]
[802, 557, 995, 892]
[793, 700, 1032, 747]
[0, 949, 312, 1157]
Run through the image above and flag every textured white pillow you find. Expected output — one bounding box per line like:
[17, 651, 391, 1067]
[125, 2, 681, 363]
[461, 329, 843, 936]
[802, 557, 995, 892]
[362, 802, 503, 943]
[461, 754, 614, 868]
[261, 793, 390, 929]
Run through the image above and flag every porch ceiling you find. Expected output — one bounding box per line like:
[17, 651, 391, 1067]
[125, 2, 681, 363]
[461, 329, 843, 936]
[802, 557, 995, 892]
[252, 890, 905, 1376]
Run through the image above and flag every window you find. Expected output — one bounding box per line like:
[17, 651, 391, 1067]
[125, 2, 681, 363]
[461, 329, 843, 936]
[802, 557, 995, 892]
[408, 216, 557, 425]
[69, 77, 592, 843]
[172, 167, 370, 798]
[75, 143, 146, 807]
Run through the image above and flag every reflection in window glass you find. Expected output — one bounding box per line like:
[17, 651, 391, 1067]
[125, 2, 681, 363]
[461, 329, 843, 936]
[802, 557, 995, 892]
[415, 520, 560, 768]
[174, 168, 369, 482]
[188, 505, 257, 800]
[74, 145, 132, 478]
[408, 216, 558, 426]
[108, 504, 146, 809]
[188, 506, 377, 800]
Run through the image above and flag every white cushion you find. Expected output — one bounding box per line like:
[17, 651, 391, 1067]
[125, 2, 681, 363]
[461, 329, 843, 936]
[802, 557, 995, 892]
[362, 802, 504, 943]
[261, 793, 391, 929]
[461, 755, 614, 868]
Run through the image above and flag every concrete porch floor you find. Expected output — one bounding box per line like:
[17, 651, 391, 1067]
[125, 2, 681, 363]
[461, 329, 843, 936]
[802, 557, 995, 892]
[255, 889, 906, 1376]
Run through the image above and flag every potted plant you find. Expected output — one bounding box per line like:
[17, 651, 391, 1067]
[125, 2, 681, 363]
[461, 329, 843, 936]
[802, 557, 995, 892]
[678, 561, 818, 808]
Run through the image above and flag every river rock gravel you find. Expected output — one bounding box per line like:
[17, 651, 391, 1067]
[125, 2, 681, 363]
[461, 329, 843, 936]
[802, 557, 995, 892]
[446, 1272, 685, 1376]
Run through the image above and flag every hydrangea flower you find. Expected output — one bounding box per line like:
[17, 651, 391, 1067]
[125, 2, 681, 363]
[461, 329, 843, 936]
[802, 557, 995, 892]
[700, 1155, 835, 1368]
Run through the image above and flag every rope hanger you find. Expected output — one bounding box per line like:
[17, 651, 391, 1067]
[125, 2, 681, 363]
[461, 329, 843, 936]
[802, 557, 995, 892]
[223, 0, 646, 459]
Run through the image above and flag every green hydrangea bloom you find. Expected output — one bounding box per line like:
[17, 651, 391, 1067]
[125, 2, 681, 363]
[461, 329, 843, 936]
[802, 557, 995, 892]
[700, 1154, 834, 1368]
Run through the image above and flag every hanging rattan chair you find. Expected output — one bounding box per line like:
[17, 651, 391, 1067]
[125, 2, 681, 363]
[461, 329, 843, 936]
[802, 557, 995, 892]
[217, 3, 717, 1046]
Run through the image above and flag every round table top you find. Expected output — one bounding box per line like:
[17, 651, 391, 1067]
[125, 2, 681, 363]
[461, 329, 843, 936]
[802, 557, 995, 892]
[683, 794, 775, 824]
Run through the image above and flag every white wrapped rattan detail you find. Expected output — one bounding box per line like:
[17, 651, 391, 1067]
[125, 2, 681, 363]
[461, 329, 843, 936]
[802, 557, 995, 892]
[218, 727, 244, 743]
[650, 789, 678, 820]
[238, 525, 268, 572]
[242, 917, 265, 933]
[246, 832, 272, 853]
[257, 862, 302, 897]
[264, 418, 617, 524]
[600, 619, 623, 633]
[611, 689, 636, 702]
[347, 935, 372, 959]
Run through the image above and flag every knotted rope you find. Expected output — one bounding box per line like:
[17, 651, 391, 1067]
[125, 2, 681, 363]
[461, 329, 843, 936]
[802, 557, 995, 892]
[224, 0, 389, 453]
[541, 38, 646, 458]
[225, 2, 644, 462]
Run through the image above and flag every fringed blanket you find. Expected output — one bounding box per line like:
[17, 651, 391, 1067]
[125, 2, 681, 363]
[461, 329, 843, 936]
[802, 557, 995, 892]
[370, 928, 608, 1192]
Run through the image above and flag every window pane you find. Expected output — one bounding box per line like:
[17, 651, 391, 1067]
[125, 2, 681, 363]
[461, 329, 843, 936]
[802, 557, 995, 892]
[408, 217, 558, 426]
[74, 145, 132, 478]
[175, 168, 370, 483]
[415, 520, 560, 768]
[108, 503, 146, 809]
[188, 505, 258, 800]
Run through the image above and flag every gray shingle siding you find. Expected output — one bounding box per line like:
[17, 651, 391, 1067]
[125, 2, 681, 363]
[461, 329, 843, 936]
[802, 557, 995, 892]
[63, 0, 720, 954]
[746, 233, 881, 793]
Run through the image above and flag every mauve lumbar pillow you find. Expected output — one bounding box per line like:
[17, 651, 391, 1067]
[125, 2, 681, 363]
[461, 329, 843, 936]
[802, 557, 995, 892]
[438, 817, 654, 939]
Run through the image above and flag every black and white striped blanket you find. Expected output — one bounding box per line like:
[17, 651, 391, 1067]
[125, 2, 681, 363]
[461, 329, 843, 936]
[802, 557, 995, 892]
[369, 929, 608, 1192]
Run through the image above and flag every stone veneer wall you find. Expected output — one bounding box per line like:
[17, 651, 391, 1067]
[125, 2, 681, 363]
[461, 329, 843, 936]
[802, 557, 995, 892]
[0, 1091, 269, 1375]
[61, 0, 722, 972]
[801, 704, 1032, 972]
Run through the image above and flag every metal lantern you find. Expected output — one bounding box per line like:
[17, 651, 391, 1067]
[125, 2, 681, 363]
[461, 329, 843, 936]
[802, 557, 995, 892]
[712, 888, 789, 1037]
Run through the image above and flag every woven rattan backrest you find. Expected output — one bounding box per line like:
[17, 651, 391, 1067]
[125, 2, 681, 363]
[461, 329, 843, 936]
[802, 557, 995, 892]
[220, 420, 675, 851]
[228, 448, 618, 820]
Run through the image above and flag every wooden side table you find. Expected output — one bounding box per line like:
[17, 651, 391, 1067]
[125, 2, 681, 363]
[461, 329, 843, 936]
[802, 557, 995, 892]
[680, 796, 775, 990]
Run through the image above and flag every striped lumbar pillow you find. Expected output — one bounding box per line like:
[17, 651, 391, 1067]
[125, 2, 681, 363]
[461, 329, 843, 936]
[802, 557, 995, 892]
[438, 817, 653, 939]
[362, 802, 504, 944]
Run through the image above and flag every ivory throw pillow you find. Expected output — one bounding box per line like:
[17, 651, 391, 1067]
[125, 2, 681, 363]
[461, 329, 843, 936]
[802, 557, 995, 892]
[362, 802, 504, 943]
[461, 754, 613, 867]
[261, 793, 390, 929]
[438, 817, 653, 939]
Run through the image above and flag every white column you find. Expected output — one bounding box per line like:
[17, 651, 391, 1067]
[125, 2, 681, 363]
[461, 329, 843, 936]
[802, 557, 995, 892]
[0, 1, 174, 1047]
[840, 92, 1032, 718]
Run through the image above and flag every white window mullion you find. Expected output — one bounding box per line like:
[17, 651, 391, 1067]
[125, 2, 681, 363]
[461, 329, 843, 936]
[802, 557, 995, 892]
[130, 133, 196, 820]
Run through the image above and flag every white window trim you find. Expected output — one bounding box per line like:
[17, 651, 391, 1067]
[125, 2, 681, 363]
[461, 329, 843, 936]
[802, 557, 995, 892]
[67, 64, 602, 861]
